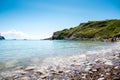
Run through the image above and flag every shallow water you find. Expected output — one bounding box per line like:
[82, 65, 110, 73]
[0, 40, 117, 70]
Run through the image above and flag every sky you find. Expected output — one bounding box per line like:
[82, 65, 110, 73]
[0, 0, 120, 39]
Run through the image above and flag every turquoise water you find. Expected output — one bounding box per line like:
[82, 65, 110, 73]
[0, 40, 117, 69]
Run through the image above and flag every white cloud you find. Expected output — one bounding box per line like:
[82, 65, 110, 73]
[1, 29, 33, 39]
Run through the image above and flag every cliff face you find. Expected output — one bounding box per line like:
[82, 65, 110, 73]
[52, 19, 120, 40]
[0, 35, 5, 40]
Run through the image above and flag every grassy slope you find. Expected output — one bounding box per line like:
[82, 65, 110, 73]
[52, 19, 120, 40]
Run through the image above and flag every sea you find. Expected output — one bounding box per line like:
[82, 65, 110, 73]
[0, 40, 119, 71]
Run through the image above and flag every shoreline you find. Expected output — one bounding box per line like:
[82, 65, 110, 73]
[0, 43, 120, 80]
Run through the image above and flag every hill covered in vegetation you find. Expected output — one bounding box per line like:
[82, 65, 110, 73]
[52, 19, 120, 41]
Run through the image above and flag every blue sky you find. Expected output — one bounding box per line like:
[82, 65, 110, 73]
[0, 0, 120, 39]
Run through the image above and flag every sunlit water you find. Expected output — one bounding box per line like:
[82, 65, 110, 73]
[0, 40, 119, 71]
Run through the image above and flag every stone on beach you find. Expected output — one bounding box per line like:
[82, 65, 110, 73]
[114, 53, 120, 58]
[105, 73, 111, 79]
[92, 68, 97, 72]
[114, 66, 119, 69]
[20, 71, 27, 75]
[98, 77, 105, 80]
[81, 73, 87, 79]
[64, 70, 71, 73]
[39, 74, 48, 79]
[95, 58, 102, 63]
[85, 66, 92, 71]
[15, 66, 24, 70]
[20, 76, 30, 80]
[25, 66, 35, 71]
[104, 61, 113, 65]
[34, 70, 43, 75]
[58, 70, 63, 73]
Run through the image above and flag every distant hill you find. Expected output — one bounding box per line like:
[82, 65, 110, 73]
[0, 35, 5, 40]
[52, 19, 120, 41]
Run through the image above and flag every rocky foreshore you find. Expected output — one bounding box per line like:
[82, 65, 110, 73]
[0, 49, 120, 80]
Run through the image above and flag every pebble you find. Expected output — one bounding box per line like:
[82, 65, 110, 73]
[20, 76, 30, 80]
[74, 62, 81, 66]
[95, 59, 101, 63]
[114, 66, 119, 69]
[105, 73, 110, 75]
[15, 66, 24, 70]
[92, 68, 97, 72]
[88, 71, 93, 74]
[81, 74, 87, 79]
[65, 70, 71, 73]
[34, 70, 43, 75]
[100, 74, 104, 77]
[25, 66, 35, 71]
[87, 63, 92, 66]
[98, 77, 105, 80]
[105, 73, 111, 78]
[115, 53, 120, 58]
[113, 76, 120, 80]
[20, 71, 27, 75]
[58, 70, 63, 73]
[104, 61, 113, 65]
[85, 66, 92, 71]
[70, 64, 75, 66]
[40, 75, 47, 79]
[51, 71, 57, 75]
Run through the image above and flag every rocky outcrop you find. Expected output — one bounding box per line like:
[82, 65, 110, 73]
[43, 37, 52, 40]
[0, 35, 5, 40]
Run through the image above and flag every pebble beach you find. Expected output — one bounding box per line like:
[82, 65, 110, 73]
[0, 44, 120, 80]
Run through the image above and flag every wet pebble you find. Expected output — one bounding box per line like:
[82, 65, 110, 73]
[95, 59, 101, 63]
[20, 71, 27, 75]
[98, 77, 105, 80]
[92, 68, 97, 72]
[114, 66, 119, 69]
[105, 61, 113, 65]
[40, 75, 47, 79]
[85, 66, 92, 71]
[105, 73, 111, 79]
[15, 66, 24, 70]
[113, 76, 120, 80]
[81, 73, 87, 79]
[25, 66, 35, 71]
[20, 76, 30, 80]
[34, 70, 43, 75]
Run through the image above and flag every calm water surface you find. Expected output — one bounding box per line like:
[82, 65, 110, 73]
[0, 40, 116, 69]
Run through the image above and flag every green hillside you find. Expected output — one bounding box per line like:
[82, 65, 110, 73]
[52, 19, 120, 40]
